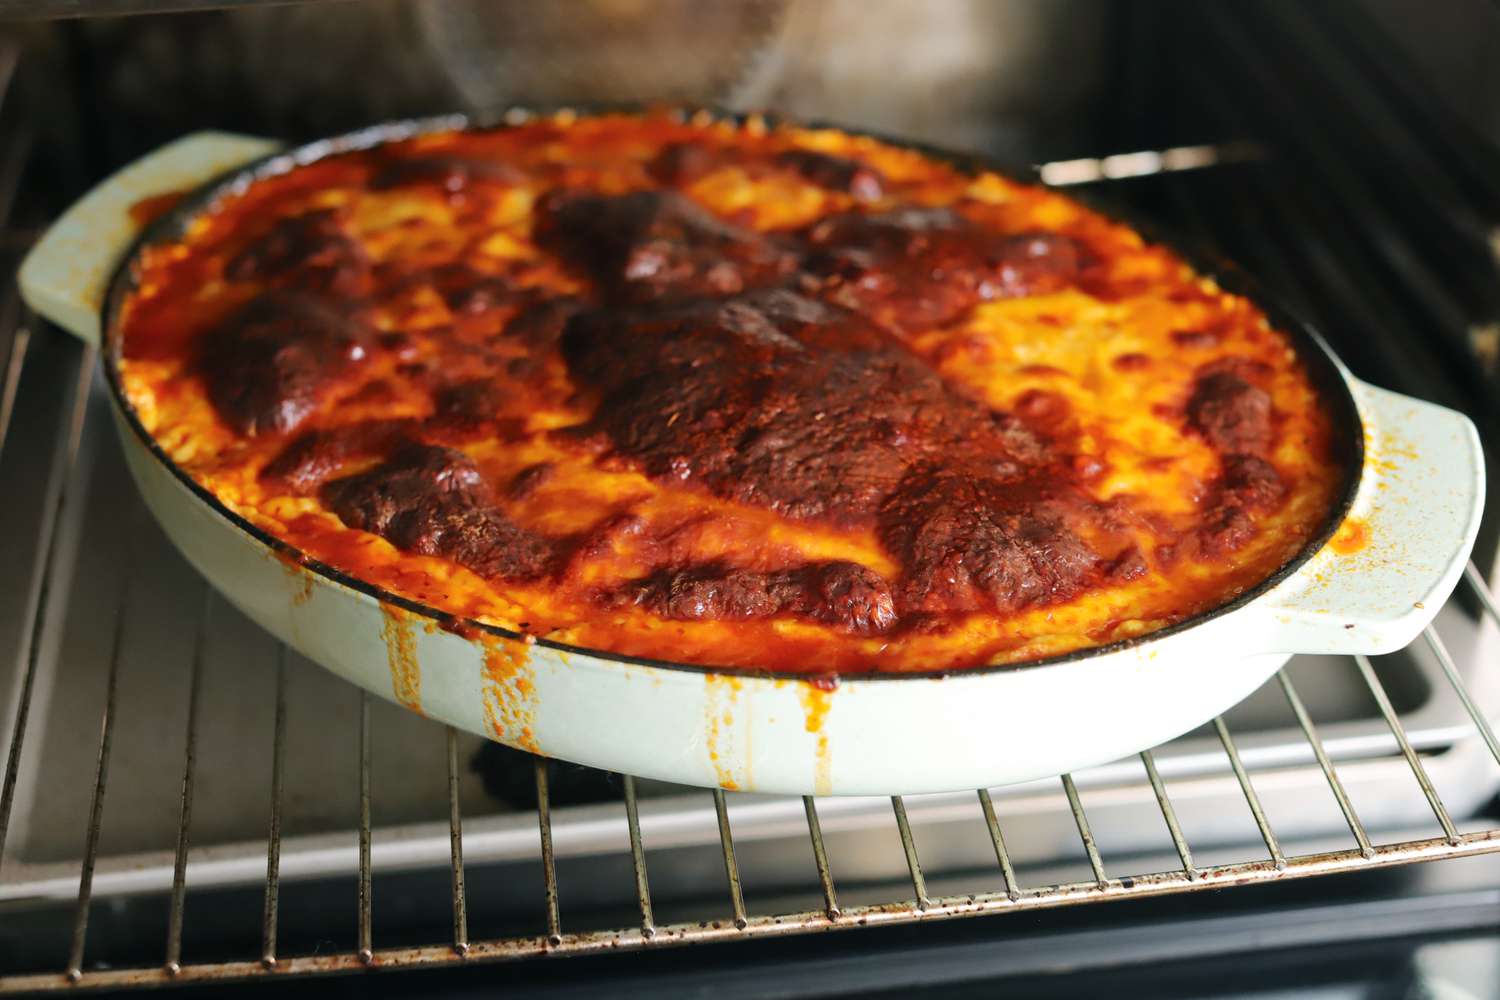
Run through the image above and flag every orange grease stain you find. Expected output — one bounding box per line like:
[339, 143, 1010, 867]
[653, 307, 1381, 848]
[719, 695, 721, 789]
[380, 604, 423, 715]
[480, 633, 539, 754]
[1329, 518, 1369, 555]
[797, 684, 834, 796]
[128, 189, 189, 227]
[705, 675, 743, 790]
[272, 550, 316, 606]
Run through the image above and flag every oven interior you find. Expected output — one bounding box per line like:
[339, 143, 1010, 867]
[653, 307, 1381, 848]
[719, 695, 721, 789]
[2, 0, 1500, 994]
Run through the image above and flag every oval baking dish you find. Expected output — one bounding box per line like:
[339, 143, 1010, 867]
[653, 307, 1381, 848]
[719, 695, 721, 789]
[18, 112, 1484, 795]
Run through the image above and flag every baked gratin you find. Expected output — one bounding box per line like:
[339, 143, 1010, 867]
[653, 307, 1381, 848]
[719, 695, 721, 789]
[117, 112, 1345, 674]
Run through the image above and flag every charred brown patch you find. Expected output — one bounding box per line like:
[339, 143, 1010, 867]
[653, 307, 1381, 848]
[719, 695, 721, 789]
[1187, 371, 1273, 454]
[611, 560, 896, 634]
[224, 209, 369, 296]
[432, 379, 507, 430]
[199, 292, 373, 436]
[323, 442, 553, 582]
[801, 208, 1083, 334]
[774, 149, 884, 201]
[260, 418, 414, 493]
[564, 288, 1099, 620]
[537, 190, 798, 303]
[369, 155, 524, 195]
[879, 473, 1100, 615]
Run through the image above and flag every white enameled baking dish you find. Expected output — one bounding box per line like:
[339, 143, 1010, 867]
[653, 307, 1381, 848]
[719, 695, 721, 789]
[18, 120, 1485, 795]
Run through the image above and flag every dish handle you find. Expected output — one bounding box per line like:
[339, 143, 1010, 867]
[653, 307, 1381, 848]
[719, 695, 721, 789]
[19, 131, 281, 344]
[1256, 378, 1485, 655]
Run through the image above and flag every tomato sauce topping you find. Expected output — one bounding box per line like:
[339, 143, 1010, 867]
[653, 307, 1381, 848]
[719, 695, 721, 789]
[116, 112, 1343, 673]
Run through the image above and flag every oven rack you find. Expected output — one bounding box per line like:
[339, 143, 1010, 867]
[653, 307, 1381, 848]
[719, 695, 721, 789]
[1, 318, 1499, 992]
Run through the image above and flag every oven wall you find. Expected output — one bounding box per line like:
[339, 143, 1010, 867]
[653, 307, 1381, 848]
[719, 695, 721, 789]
[1357, 0, 1500, 145]
[5, 0, 1120, 178]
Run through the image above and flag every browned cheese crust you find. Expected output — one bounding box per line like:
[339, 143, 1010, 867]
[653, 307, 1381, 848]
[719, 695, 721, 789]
[117, 113, 1343, 673]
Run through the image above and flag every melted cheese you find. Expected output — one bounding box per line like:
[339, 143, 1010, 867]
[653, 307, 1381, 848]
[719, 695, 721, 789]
[116, 113, 1344, 673]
